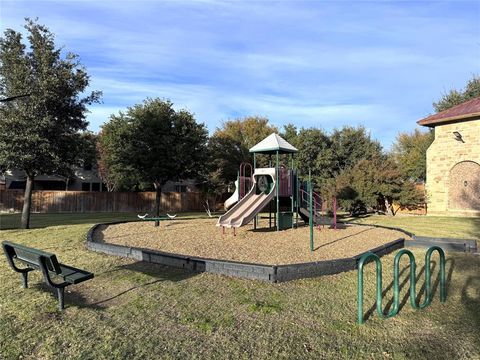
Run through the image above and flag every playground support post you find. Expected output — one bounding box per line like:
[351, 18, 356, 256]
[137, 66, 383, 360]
[332, 197, 337, 230]
[291, 154, 294, 228]
[309, 169, 314, 252]
[269, 201, 272, 229]
[236, 170, 240, 201]
[276, 150, 280, 231]
[295, 170, 299, 228]
[357, 246, 446, 324]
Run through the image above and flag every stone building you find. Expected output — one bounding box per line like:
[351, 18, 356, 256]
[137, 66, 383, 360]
[418, 97, 480, 216]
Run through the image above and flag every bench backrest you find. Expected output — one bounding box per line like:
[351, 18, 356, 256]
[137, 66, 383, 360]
[2, 241, 61, 274]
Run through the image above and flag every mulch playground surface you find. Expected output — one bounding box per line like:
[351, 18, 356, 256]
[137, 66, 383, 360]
[93, 218, 410, 265]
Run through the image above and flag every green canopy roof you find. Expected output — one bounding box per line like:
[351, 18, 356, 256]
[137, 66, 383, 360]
[249, 133, 298, 154]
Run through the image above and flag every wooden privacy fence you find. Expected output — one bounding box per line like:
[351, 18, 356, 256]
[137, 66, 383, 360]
[0, 190, 208, 213]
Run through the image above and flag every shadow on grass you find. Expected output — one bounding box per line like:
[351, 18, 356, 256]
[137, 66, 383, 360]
[462, 275, 480, 338]
[31, 261, 196, 312]
[88, 261, 196, 309]
[404, 258, 479, 357]
[363, 257, 455, 322]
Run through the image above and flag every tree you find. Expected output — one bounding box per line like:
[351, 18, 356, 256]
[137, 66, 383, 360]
[287, 127, 333, 185]
[208, 116, 278, 192]
[335, 157, 423, 216]
[97, 116, 139, 192]
[0, 19, 101, 228]
[100, 98, 208, 222]
[391, 129, 434, 182]
[329, 126, 383, 176]
[281, 124, 384, 196]
[281, 123, 300, 147]
[78, 132, 98, 170]
[433, 75, 480, 112]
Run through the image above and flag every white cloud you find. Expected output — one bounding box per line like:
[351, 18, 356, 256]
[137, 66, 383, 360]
[2, 0, 479, 149]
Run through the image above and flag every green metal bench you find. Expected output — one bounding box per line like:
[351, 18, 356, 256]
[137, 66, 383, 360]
[2, 241, 94, 311]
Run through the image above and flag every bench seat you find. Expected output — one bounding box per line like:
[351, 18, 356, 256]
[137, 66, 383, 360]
[57, 264, 94, 284]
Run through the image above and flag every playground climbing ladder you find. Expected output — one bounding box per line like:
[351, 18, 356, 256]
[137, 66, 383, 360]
[357, 246, 446, 324]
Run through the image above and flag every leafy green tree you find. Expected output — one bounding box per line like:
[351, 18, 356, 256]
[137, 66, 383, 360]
[208, 116, 278, 192]
[97, 116, 139, 192]
[291, 127, 333, 184]
[0, 19, 101, 228]
[281, 123, 300, 147]
[391, 129, 434, 182]
[100, 98, 208, 221]
[282, 124, 384, 195]
[78, 132, 98, 170]
[330, 126, 383, 176]
[433, 75, 480, 112]
[335, 157, 423, 216]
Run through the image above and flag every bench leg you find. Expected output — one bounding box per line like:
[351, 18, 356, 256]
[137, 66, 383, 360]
[57, 288, 65, 311]
[21, 272, 28, 288]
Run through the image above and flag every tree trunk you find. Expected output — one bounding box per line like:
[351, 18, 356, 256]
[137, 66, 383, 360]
[154, 182, 161, 227]
[21, 175, 34, 229]
[384, 197, 394, 216]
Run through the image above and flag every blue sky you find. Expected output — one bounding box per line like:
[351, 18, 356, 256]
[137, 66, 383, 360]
[1, 0, 479, 148]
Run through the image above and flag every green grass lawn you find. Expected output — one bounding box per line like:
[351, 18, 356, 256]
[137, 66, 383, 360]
[0, 212, 218, 230]
[0, 213, 479, 359]
[343, 214, 480, 239]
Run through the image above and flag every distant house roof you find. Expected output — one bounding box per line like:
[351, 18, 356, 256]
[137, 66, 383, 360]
[417, 96, 480, 127]
[249, 133, 298, 154]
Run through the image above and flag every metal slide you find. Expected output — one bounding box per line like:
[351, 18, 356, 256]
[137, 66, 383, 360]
[217, 169, 276, 228]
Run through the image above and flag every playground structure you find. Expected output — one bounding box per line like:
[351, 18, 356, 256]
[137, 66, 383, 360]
[217, 133, 337, 235]
[357, 246, 446, 324]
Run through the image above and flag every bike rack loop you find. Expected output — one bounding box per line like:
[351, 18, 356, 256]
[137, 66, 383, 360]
[357, 246, 446, 324]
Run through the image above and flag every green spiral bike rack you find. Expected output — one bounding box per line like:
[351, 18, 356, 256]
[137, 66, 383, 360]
[357, 246, 446, 324]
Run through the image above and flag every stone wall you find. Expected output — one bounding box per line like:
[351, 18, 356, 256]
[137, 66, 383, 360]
[425, 118, 480, 216]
